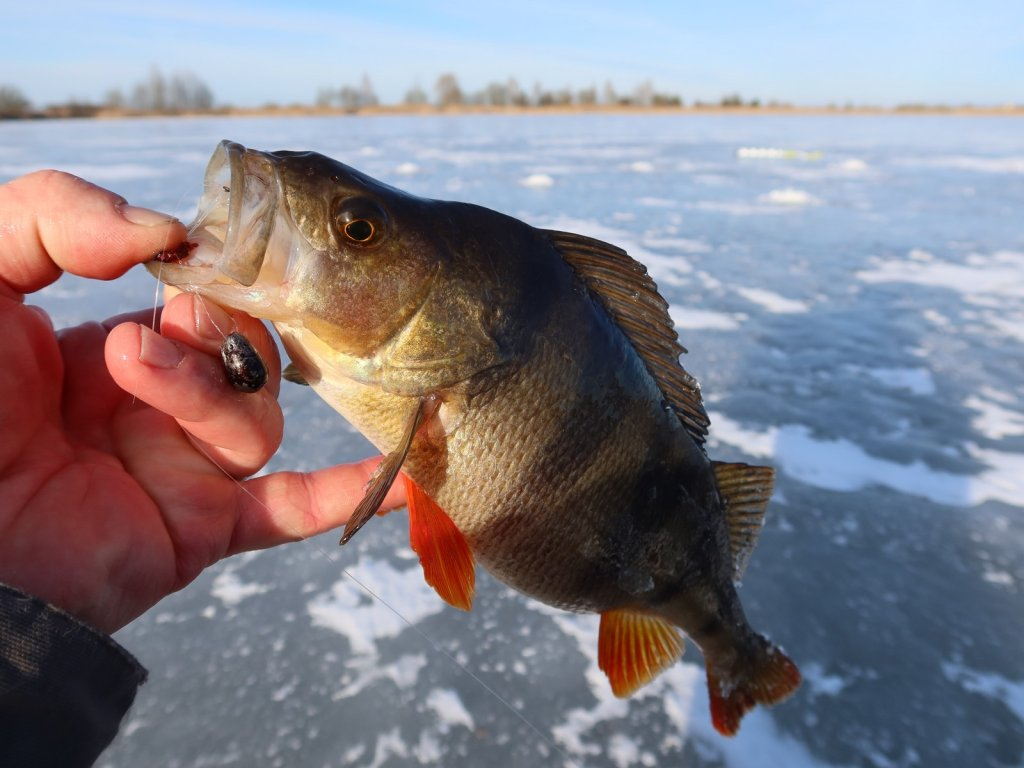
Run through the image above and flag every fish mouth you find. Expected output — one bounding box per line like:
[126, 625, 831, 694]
[149, 140, 283, 294]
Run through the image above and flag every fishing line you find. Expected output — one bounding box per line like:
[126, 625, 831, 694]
[340, 565, 584, 768]
[185, 413, 581, 767]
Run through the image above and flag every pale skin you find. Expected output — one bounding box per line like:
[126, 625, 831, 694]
[0, 170, 404, 635]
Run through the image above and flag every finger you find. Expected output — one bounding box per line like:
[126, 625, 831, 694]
[104, 321, 283, 477]
[225, 457, 410, 554]
[0, 170, 186, 297]
[158, 293, 282, 397]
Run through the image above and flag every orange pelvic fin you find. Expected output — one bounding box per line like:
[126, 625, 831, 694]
[598, 609, 685, 697]
[707, 641, 801, 736]
[404, 474, 475, 612]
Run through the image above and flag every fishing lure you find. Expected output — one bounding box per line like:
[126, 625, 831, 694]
[220, 332, 268, 393]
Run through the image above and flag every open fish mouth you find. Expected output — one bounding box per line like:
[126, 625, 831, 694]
[149, 140, 281, 289]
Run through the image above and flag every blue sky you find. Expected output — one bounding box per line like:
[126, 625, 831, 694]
[4, 0, 1023, 107]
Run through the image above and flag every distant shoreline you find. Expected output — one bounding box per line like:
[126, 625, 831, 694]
[12, 103, 1024, 121]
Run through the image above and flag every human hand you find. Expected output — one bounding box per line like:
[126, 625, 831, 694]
[0, 170, 404, 634]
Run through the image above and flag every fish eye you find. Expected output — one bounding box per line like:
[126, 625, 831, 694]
[333, 197, 387, 247]
[344, 219, 375, 242]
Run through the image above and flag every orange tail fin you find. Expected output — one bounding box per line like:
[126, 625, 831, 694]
[706, 639, 801, 736]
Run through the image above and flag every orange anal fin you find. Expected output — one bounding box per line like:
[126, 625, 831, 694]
[598, 609, 685, 697]
[707, 643, 801, 736]
[404, 474, 475, 612]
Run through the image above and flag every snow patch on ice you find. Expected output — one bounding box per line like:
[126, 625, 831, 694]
[736, 287, 811, 314]
[306, 558, 445, 655]
[643, 236, 712, 254]
[942, 662, 1024, 721]
[520, 172, 555, 188]
[366, 727, 409, 768]
[425, 688, 475, 732]
[333, 654, 428, 700]
[862, 366, 937, 396]
[710, 412, 1024, 508]
[965, 395, 1024, 439]
[802, 663, 848, 698]
[607, 733, 642, 767]
[836, 158, 868, 172]
[670, 305, 747, 331]
[637, 196, 677, 207]
[857, 249, 1024, 300]
[759, 188, 822, 206]
[905, 155, 1024, 174]
[211, 571, 270, 607]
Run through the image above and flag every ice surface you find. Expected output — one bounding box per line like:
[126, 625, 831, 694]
[11, 113, 1021, 768]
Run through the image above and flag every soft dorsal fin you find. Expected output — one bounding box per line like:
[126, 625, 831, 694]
[544, 229, 710, 446]
[598, 608, 685, 697]
[712, 461, 775, 581]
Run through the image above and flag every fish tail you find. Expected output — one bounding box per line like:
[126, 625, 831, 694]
[706, 634, 801, 736]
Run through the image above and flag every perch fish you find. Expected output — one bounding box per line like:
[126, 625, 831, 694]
[149, 140, 800, 735]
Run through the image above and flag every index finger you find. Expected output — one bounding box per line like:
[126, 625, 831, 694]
[0, 170, 187, 297]
[224, 459, 410, 554]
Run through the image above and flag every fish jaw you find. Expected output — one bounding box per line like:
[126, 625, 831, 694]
[146, 140, 299, 322]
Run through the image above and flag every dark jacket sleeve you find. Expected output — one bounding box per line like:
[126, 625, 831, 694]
[0, 583, 148, 768]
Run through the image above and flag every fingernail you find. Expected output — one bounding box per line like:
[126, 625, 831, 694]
[138, 326, 183, 369]
[194, 298, 234, 341]
[117, 202, 179, 227]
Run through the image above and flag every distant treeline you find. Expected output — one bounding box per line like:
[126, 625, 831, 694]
[2, 68, 1020, 119]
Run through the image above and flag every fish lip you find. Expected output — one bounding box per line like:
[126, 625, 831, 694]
[148, 140, 280, 288]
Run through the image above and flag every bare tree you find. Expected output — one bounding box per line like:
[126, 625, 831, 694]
[315, 87, 336, 108]
[338, 86, 361, 112]
[359, 74, 378, 108]
[602, 81, 618, 106]
[507, 78, 528, 107]
[128, 68, 213, 112]
[435, 73, 463, 108]
[633, 80, 654, 108]
[0, 85, 30, 118]
[577, 85, 597, 106]
[104, 88, 124, 109]
[404, 82, 428, 106]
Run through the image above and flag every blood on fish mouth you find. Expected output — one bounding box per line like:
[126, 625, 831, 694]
[153, 240, 199, 264]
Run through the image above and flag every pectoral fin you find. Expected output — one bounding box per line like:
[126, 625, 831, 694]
[340, 398, 432, 545]
[282, 363, 309, 386]
[598, 609, 685, 697]
[405, 474, 475, 611]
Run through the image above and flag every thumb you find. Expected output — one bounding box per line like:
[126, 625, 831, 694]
[0, 169, 187, 296]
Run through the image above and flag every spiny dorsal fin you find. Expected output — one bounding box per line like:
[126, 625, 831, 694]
[544, 229, 710, 447]
[712, 461, 775, 581]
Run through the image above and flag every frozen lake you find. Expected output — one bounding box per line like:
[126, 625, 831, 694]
[2, 112, 1023, 767]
